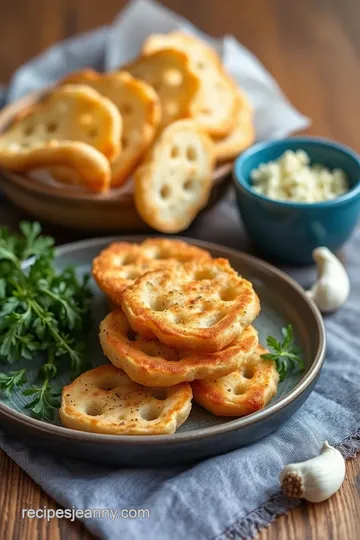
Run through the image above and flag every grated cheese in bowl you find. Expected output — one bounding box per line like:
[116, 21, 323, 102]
[251, 150, 349, 203]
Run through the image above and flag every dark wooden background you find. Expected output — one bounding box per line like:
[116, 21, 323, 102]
[0, 0, 359, 538]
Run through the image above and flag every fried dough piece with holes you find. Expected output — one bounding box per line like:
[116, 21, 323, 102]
[122, 258, 261, 353]
[142, 32, 238, 137]
[0, 85, 122, 191]
[135, 120, 215, 233]
[189, 70, 239, 138]
[100, 309, 258, 387]
[142, 31, 222, 72]
[192, 345, 279, 416]
[60, 364, 192, 435]
[214, 90, 255, 162]
[1, 140, 111, 192]
[123, 48, 199, 127]
[92, 238, 210, 305]
[57, 70, 161, 187]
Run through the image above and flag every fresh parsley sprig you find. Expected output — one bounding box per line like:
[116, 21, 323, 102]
[23, 382, 61, 422]
[0, 369, 27, 397]
[262, 324, 304, 381]
[0, 221, 92, 420]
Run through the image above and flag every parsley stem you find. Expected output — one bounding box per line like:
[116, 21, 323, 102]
[41, 288, 67, 305]
[27, 298, 77, 360]
[41, 287, 79, 323]
[48, 348, 55, 365]
[39, 348, 58, 381]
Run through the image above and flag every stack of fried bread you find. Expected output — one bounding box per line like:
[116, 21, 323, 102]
[0, 32, 255, 233]
[60, 239, 279, 436]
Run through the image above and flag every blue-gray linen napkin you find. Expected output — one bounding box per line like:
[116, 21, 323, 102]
[0, 1, 359, 538]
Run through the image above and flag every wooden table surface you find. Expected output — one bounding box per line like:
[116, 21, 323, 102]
[0, 0, 359, 538]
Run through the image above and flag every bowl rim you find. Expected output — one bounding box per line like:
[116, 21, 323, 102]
[233, 136, 360, 208]
[0, 235, 326, 446]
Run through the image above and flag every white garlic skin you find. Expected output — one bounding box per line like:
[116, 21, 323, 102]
[280, 441, 345, 503]
[306, 247, 350, 313]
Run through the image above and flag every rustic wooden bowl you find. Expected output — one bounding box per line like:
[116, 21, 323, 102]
[0, 91, 232, 232]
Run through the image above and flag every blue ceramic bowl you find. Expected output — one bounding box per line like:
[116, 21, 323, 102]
[233, 137, 360, 264]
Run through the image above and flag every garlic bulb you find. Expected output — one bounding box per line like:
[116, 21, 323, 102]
[280, 441, 345, 503]
[306, 247, 350, 313]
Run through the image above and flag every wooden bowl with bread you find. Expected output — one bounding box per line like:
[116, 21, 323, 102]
[0, 32, 255, 233]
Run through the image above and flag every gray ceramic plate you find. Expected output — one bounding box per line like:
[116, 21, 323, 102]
[0, 237, 326, 466]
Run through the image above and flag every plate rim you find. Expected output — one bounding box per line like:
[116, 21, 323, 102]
[0, 235, 326, 445]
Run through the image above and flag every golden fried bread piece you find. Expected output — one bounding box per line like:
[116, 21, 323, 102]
[60, 364, 192, 435]
[58, 70, 161, 187]
[214, 90, 255, 162]
[47, 164, 82, 186]
[142, 32, 238, 137]
[0, 85, 122, 191]
[0, 84, 122, 161]
[92, 238, 211, 305]
[100, 309, 258, 387]
[142, 31, 222, 72]
[122, 258, 261, 352]
[1, 140, 111, 192]
[123, 48, 199, 127]
[192, 345, 279, 416]
[190, 70, 239, 138]
[134, 119, 215, 233]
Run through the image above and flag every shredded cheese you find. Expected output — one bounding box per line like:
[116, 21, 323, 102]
[251, 150, 349, 202]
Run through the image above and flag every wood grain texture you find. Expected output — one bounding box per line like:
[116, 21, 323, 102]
[0, 0, 359, 539]
[259, 457, 360, 540]
[0, 446, 90, 540]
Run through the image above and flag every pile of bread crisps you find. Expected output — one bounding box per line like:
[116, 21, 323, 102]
[0, 32, 255, 233]
[59, 239, 279, 436]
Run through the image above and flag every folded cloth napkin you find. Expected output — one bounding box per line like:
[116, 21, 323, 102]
[1, 1, 359, 539]
[1, 196, 360, 539]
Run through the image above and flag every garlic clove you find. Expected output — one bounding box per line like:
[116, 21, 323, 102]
[306, 247, 350, 313]
[280, 441, 346, 503]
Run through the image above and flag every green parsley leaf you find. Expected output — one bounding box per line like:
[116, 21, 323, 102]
[19, 221, 54, 260]
[23, 381, 61, 421]
[262, 324, 305, 381]
[0, 369, 27, 397]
